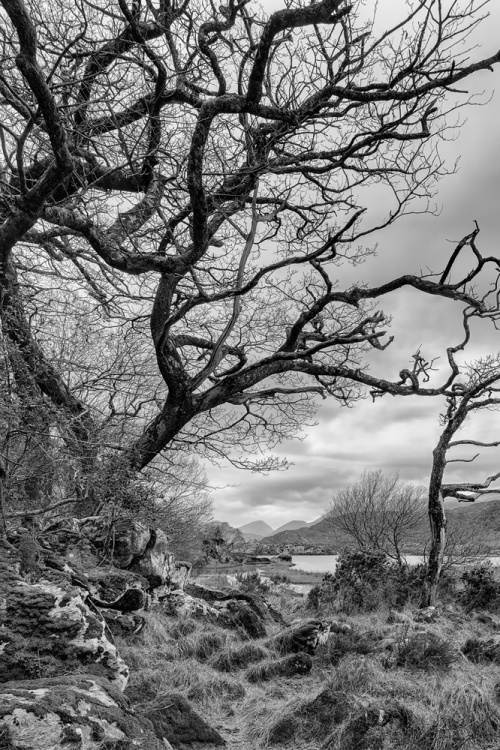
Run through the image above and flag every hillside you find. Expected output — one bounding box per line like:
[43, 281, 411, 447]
[257, 499, 500, 554]
[273, 519, 310, 534]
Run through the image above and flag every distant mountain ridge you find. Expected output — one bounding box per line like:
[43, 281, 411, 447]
[238, 520, 275, 540]
[238, 518, 320, 542]
[254, 499, 500, 554]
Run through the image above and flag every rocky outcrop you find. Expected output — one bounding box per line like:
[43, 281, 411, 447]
[0, 674, 163, 749]
[41, 517, 188, 592]
[0, 542, 129, 689]
[1, 515, 191, 690]
[1, 518, 223, 750]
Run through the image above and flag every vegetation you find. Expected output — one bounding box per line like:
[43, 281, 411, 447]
[307, 549, 429, 613]
[117, 561, 500, 749]
[461, 563, 500, 613]
[324, 471, 427, 564]
[2, 0, 500, 547]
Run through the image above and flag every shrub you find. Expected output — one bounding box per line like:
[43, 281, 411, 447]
[394, 632, 458, 672]
[462, 637, 500, 664]
[269, 572, 291, 585]
[310, 551, 442, 613]
[331, 549, 391, 613]
[306, 573, 337, 610]
[461, 562, 500, 612]
[235, 571, 269, 595]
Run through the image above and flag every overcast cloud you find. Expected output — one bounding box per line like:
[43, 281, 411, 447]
[209, 1, 500, 529]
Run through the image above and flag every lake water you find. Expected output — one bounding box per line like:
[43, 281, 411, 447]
[291, 554, 500, 574]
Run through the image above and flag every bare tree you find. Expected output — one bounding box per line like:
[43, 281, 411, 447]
[324, 470, 427, 564]
[1, 0, 500, 504]
[421, 302, 500, 606]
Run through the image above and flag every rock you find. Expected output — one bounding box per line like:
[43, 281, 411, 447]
[246, 652, 312, 682]
[216, 599, 267, 639]
[329, 620, 353, 634]
[185, 582, 232, 603]
[323, 700, 415, 750]
[129, 528, 174, 588]
[414, 606, 439, 623]
[101, 609, 146, 637]
[186, 583, 284, 625]
[161, 590, 220, 619]
[171, 561, 192, 590]
[0, 674, 163, 749]
[277, 552, 292, 562]
[387, 609, 413, 625]
[143, 693, 226, 749]
[0, 570, 129, 689]
[192, 574, 238, 590]
[268, 620, 323, 656]
[86, 568, 150, 610]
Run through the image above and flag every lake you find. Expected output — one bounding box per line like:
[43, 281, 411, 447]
[291, 554, 500, 573]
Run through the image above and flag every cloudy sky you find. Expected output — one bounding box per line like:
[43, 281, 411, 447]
[209, 0, 500, 529]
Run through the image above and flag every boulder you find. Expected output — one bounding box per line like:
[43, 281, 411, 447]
[186, 583, 284, 625]
[192, 574, 238, 590]
[268, 620, 323, 656]
[215, 599, 267, 639]
[0, 674, 163, 749]
[143, 693, 226, 749]
[323, 700, 415, 750]
[246, 652, 312, 682]
[0, 550, 129, 689]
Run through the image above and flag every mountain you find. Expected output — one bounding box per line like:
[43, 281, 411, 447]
[256, 499, 500, 554]
[238, 520, 275, 538]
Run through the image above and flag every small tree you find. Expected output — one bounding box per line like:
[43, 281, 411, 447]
[324, 470, 426, 565]
[422, 321, 500, 606]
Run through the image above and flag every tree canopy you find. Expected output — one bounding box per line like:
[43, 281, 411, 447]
[1, 0, 500, 515]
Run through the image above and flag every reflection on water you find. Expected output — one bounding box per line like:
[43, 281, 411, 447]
[291, 554, 500, 574]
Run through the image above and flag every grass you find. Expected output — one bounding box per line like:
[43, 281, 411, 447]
[116, 576, 500, 750]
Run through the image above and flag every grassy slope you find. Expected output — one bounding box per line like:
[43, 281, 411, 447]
[119, 579, 500, 750]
